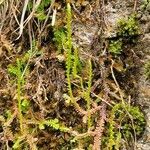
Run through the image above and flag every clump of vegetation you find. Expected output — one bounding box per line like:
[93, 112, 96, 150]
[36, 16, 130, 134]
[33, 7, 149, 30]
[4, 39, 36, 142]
[117, 14, 140, 37]
[108, 14, 141, 55]
[141, 0, 150, 11]
[144, 60, 150, 79]
[38, 118, 70, 132]
[53, 28, 67, 53]
[109, 40, 122, 55]
[0, 0, 147, 149]
[6, 42, 71, 149]
[104, 103, 146, 149]
[121, 105, 146, 139]
[8, 53, 31, 132]
[28, 0, 51, 21]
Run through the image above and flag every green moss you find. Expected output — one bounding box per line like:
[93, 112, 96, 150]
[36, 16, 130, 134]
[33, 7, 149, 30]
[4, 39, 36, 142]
[121, 105, 146, 139]
[28, 0, 51, 21]
[104, 103, 146, 149]
[108, 14, 141, 56]
[141, 0, 150, 10]
[108, 40, 122, 55]
[112, 104, 145, 139]
[117, 14, 140, 37]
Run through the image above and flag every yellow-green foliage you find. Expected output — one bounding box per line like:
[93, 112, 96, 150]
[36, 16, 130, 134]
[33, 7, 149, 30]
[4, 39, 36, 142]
[141, 0, 150, 10]
[2, 1, 146, 149]
[121, 105, 146, 138]
[109, 40, 122, 55]
[28, 0, 51, 20]
[65, 3, 73, 102]
[8, 58, 27, 132]
[117, 14, 140, 37]
[106, 103, 145, 149]
[53, 28, 67, 53]
[39, 118, 70, 132]
[72, 47, 82, 77]
[7, 42, 70, 149]
[7, 42, 39, 132]
[13, 138, 24, 149]
[107, 104, 121, 150]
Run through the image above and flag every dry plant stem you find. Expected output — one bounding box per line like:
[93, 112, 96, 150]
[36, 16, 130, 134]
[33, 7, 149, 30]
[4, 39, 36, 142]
[93, 103, 106, 150]
[110, 60, 125, 104]
[86, 59, 92, 128]
[14, 0, 42, 37]
[27, 21, 34, 48]
[10, 1, 20, 33]
[70, 130, 95, 140]
[39, 0, 55, 35]
[23, 0, 42, 26]
[11, 0, 20, 26]
[91, 92, 113, 107]
[16, 0, 29, 39]
[26, 134, 37, 150]
[134, 0, 137, 11]
[0, 0, 8, 31]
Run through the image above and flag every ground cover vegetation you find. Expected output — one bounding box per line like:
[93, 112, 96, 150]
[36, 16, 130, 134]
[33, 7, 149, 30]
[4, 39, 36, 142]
[0, 0, 147, 150]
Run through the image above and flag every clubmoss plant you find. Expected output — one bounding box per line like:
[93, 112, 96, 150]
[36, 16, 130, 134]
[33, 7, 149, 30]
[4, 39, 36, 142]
[72, 47, 82, 78]
[65, 3, 74, 101]
[8, 58, 26, 133]
[1, 1, 146, 149]
[8, 42, 38, 133]
[107, 104, 120, 150]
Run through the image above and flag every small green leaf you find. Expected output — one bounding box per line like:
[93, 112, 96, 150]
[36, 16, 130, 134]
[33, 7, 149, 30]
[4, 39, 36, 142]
[39, 123, 45, 130]
[21, 99, 30, 113]
[13, 138, 22, 149]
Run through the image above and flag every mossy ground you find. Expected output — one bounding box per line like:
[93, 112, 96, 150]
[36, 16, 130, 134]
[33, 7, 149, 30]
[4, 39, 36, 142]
[0, 0, 148, 150]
